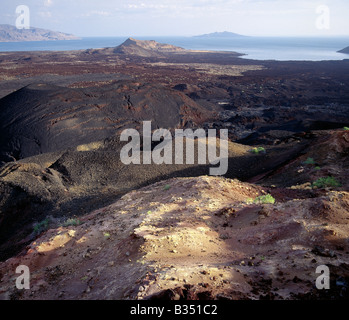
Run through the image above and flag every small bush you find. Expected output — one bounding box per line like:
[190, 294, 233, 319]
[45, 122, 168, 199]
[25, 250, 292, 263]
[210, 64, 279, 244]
[303, 157, 316, 165]
[312, 176, 341, 189]
[62, 218, 81, 227]
[33, 218, 50, 235]
[246, 198, 254, 204]
[343, 127, 349, 131]
[250, 147, 266, 155]
[163, 184, 171, 191]
[314, 166, 321, 171]
[253, 194, 276, 204]
[255, 194, 276, 204]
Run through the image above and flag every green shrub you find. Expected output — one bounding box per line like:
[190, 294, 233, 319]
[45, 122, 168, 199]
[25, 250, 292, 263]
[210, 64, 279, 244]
[33, 218, 50, 235]
[253, 194, 276, 204]
[255, 194, 276, 204]
[62, 218, 81, 227]
[163, 184, 171, 191]
[312, 176, 341, 189]
[303, 157, 316, 165]
[343, 127, 349, 131]
[250, 147, 266, 154]
[245, 198, 254, 204]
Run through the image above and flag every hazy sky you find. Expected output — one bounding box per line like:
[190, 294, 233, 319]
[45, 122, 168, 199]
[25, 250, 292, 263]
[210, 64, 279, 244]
[1, 0, 349, 37]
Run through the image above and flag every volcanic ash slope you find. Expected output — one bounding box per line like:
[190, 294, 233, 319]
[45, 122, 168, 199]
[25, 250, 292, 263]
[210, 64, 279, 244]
[1, 175, 349, 300]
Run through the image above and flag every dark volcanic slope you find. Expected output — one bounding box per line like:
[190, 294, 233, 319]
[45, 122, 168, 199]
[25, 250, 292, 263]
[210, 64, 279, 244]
[0, 81, 212, 162]
[0, 132, 309, 261]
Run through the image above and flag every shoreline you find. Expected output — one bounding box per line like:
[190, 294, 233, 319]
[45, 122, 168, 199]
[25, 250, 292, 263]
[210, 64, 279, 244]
[1, 35, 349, 61]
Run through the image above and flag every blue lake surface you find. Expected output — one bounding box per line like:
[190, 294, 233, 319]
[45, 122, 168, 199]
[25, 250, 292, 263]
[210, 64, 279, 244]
[1, 36, 349, 61]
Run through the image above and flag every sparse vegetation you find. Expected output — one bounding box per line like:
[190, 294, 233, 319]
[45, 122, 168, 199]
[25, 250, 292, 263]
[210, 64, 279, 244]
[303, 157, 316, 165]
[33, 217, 50, 235]
[254, 194, 276, 204]
[164, 184, 171, 191]
[246, 198, 254, 204]
[312, 176, 341, 189]
[62, 218, 81, 227]
[247, 194, 276, 205]
[250, 147, 266, 154]
[103, 232, 111, 238]
[314, 166, 321, 171]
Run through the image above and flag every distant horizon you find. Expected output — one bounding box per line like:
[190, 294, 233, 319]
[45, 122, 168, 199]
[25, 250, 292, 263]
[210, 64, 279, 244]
[1, 1, 349, 38]
[2, 24, 349, 40]
[1, 29, 348, 61]
[80, 34, 349, 39]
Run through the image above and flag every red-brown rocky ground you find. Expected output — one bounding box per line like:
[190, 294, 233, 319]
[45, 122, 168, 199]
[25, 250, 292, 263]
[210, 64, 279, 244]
[0, 130, 348, 300]
[0, 40, 348, 300]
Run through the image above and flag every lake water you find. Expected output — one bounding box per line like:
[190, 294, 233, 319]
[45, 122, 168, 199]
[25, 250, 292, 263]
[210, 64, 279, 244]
[1, 36, 349, 61]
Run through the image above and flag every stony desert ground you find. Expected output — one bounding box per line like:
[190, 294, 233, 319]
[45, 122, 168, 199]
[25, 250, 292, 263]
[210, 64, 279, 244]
[0, 39, 348, 300]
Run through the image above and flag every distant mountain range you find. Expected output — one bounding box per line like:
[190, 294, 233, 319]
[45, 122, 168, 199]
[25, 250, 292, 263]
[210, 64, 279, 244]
[338, 46, 349, 54]
[193, 31, 248, 38]
[0, 24, 80, 42]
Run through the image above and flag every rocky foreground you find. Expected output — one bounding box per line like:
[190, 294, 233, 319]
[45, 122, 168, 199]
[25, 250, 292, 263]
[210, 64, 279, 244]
[0, 176, 348, 300]
[0, 130, 348, 300]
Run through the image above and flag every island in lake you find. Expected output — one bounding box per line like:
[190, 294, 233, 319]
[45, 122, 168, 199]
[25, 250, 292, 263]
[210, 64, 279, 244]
[338, 46, 349, 54]
[194, 31, 248, 38]
[0, 24, 80, 42]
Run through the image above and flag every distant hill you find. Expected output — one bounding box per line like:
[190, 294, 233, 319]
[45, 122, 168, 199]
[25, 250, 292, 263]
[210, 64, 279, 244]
[113, 38, 186, 57]
[194, 31, 247, 38]
[0, 24, 80, 42]
[338, 46, 349, 54]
